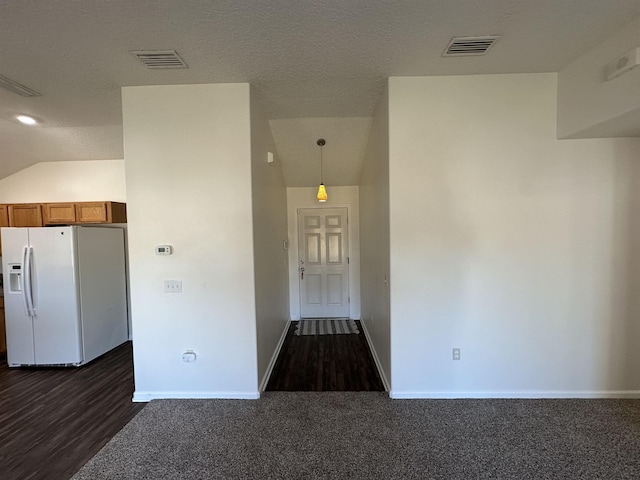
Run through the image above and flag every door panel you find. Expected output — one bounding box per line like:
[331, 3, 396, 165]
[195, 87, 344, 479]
[29, 227, 82, 365]
[1, 228, 36, 365]
[326, 215, 341, 228]
[306, 234, 321, 264]
[327, 233, 342, 264]
[305, 274, 322, 305]
[298, 207, 349, 318]
[327, 274, 343, 305]
[305, 215, 321, 228]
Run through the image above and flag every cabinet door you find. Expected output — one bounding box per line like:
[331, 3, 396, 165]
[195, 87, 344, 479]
[44, 203, 76, 225]
[74, 202, 126, 223]
[0, 205, 8, 227]
[75, 202, 108, 223]
[8, 204, 43, 227]
[0, 204, 8, 256]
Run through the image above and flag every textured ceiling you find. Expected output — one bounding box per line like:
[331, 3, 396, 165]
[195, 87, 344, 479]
[1, 0, 640, 184]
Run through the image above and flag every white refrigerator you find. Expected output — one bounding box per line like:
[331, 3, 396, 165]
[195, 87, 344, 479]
[1, 226, 128, 367]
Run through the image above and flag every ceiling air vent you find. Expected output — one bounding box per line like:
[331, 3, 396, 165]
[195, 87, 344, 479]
[443, 36, 500, 57]
[131, 50, 188, 69]
[0, 74, 41, 97]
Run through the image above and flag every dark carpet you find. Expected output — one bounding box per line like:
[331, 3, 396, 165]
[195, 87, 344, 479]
[72, 393, 640, 479]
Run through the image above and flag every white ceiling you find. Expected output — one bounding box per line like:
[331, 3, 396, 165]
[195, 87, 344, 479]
[1, 0, 639, 184]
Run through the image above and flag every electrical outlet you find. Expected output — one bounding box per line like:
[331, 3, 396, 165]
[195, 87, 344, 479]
[164, 280, 182, 293]
[452, 348, 461, 360]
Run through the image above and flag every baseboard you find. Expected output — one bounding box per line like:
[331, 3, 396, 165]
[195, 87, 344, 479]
[259, 319, 291, 392]
[359, 319, 391, 392]
[132, 391, 260, 402]
[389, 390, 640, 399]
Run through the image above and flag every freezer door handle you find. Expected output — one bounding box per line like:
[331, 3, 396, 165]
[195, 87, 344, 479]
[24, 246, 35, 317]
[20, 247, 30, 316]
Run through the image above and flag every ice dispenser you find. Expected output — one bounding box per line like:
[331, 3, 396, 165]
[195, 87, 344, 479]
[8, 264, 22, 292]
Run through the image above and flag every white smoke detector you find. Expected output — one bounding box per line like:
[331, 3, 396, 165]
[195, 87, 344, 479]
[605, 47, 640, 81]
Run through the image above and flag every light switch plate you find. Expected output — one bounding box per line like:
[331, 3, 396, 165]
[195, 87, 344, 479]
[164, 280, 182, 293]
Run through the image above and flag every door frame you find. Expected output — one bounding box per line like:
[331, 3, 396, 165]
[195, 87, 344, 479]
[286, 189, 360, 321]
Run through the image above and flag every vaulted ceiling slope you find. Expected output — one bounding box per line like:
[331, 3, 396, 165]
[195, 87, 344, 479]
[1, 1, 639, 184]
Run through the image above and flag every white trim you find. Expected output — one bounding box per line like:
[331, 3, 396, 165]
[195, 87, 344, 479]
[259, 319, 291, 391]
[359, 319, 391, 393]
[132, 391, 260, 402]
[389, 390, 640, 399]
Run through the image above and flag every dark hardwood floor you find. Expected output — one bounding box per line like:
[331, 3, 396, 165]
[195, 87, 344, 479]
[0, 341, 143, 480]
[266, 320, 385, 391]
[0, 324, 382, 478]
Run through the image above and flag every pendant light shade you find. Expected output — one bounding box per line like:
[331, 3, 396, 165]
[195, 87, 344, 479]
[316, 138, 327, 203]
[317, 183, 327, 202]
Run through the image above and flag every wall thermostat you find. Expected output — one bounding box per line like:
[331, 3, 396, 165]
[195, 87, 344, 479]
[182, 350, 197, 363]
[156, 245, 173, 255]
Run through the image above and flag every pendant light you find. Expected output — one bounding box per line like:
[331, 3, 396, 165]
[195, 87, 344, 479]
[317, 138, 328, 203]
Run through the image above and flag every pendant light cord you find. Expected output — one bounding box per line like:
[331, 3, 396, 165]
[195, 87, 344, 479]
[320, 145, 324, 184]
[317, 138, 326, 184]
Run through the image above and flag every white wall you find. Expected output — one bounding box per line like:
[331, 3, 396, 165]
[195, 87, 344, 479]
[359, 84, 391, 389]
[389, 73, 640, 398]
[250, 91, 290, 390]
[0, 160, 125, 203]
[122, 83, 259, 400]
[557, 14, 640, 138]
[287, 186, 361, 320]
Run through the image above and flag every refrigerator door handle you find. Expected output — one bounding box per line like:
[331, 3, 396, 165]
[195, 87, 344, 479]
[20, 246, 31, 316]
[24, 246, 35, 317]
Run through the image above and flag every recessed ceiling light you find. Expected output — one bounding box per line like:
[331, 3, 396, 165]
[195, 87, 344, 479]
[16, 114, 38, 125]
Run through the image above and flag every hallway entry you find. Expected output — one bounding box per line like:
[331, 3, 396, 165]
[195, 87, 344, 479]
[297, 207, 350, 318]
[265, 320, 384, 391]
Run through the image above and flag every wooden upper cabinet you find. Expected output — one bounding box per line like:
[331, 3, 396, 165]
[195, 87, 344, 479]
[8, 204, 43, 227]
[0, 204, 9, 256]
[3, 202, 125, 227]
[42, 201, 126, 225]
[43, 203, 76, 225]
[0, 205, 8, 228]
[75, 202, 126, 224]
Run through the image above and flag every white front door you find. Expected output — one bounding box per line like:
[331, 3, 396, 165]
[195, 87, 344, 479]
[298, 207, 350, 318]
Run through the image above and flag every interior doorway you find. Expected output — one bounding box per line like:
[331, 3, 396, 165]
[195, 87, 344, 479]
[297, 207, 349, 318]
